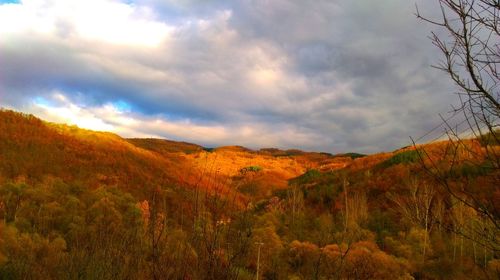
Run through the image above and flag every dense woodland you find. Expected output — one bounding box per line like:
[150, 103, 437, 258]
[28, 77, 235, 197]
[0, 109, 499, 279]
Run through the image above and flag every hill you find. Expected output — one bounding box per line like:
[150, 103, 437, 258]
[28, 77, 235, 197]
[0, 110, 183, 195]
[126, 138, 205, 154]
[0, 109, 498, 279]
[0, 109, 345, 199]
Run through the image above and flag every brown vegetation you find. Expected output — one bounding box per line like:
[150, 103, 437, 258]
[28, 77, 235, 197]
[0, 109, 499, 279]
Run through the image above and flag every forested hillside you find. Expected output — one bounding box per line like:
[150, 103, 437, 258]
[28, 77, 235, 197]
[0, 109, 498, 279]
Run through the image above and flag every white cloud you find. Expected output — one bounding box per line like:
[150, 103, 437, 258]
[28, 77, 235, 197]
[0, 0, 457, 153]
[25, 90, 326, 150]
[0, 0, 172, 46]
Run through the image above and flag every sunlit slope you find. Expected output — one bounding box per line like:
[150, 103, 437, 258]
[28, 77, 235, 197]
[0, 110, 346, 200]
[4, 109, 466, 201]
[286, 136, 499, 220]
[127, 138, 204, 154]
[0, 110, 184, 193]
[127, 140, 356, 198]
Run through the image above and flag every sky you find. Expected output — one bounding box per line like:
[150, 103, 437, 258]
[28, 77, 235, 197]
[0, 0, 461, 153]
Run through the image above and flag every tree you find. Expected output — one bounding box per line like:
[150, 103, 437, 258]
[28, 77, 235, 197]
[416, 0, 499, 130]
[387, 179, 437, 262]
[416, 0, 500, 252]
[0, 181, 27, 223]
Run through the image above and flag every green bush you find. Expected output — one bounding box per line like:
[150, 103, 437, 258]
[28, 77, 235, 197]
[240, 165, 263, 173]
[379, 150, 420, 168]
[343, 152, 366, 159]
[289, 169, 322, 186]
[479, 130, 500, 146]
[449, 161, 495, 178]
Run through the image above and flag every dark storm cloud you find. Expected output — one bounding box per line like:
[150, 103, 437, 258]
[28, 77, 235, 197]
[0, 0, 457, 153]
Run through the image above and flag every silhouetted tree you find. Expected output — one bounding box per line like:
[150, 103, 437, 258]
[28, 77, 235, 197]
[416, 0, 500, 252]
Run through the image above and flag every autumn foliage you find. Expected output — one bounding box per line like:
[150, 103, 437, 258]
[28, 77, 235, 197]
[0, 109, 498, 279]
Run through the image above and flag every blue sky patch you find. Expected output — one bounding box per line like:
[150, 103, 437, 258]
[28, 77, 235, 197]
[0, 0, 20, 4]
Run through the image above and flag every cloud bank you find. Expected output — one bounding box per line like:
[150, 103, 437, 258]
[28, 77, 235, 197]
[0, 0, 457, 153]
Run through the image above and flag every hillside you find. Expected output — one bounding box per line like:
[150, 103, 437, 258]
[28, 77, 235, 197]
[0, 110, 344, 199]
[126, 138, 205, 154]
[0, 109, 499, 279]
[127, 135, 355, 199]
[0, 110, 184, 195]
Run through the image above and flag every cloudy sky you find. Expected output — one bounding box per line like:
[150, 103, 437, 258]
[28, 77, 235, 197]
[0, 0, 460, 153]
